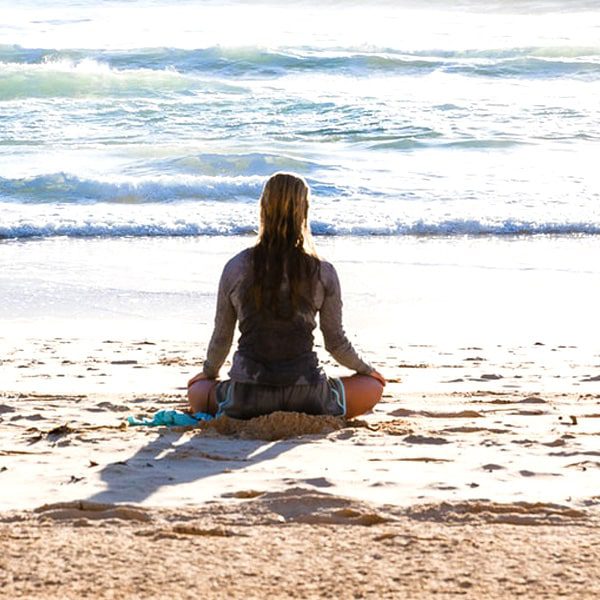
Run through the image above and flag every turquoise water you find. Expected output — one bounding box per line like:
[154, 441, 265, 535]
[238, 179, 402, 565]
[1, 0, 599, 237]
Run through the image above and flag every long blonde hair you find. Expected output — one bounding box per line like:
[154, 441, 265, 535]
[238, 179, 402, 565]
[252, 172, 320, 314]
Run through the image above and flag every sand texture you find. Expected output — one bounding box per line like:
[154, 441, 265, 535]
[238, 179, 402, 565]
[2, 493, 600, 599]
[2, 334, 600, 598]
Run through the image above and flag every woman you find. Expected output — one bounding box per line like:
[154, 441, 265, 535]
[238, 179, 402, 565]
[187, 172, 385, 419]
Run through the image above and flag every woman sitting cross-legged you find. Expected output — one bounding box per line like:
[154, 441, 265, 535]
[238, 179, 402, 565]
[187, 172, 385, 420]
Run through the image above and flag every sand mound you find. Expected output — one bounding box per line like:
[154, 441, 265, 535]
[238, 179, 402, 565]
[12, 489, 390, 530]
[391, 409, 483, 418]
[33, 501, 151, 523]
[406, 501, 588, 525]
[365, 418, 413, 436]
[251, 487, 391, 525]
[196, 411, 347, 440]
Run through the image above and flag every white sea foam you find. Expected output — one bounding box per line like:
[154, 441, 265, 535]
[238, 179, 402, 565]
[2, 200, 599, 240]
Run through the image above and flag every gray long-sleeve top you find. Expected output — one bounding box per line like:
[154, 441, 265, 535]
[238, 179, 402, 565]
[202, 248, 372, 385]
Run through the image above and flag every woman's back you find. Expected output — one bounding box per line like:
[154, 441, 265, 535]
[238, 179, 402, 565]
[212, 247, 324, 386]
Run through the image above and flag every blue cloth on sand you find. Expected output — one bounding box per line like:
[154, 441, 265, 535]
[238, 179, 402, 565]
[127, 410, 213, 427]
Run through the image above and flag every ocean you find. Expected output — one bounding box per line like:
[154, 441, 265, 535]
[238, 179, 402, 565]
[1, 0, 599, 346]
[1, 0, 599, 238]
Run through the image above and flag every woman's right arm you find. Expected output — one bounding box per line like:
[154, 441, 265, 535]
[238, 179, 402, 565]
[200, 259, 237, 380]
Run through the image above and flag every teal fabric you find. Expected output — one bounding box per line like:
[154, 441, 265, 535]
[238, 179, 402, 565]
[127, 409, 213, 427]
[331, 377, 346, 416]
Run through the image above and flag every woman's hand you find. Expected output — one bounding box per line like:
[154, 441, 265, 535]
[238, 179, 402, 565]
[368, 369, 386, 387]
[187, 372, 208, 388]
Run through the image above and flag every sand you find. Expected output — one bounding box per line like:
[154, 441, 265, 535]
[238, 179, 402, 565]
[2, 235, 600, 598]
[2, 494, 599, 599]
[1, 329, 600, 599]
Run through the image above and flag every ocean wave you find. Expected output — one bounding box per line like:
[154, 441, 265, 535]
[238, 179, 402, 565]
[0, 170, 361, 203]
[2, 216, 599, 240]
[368, 138, 522, 151]
[3, 43, 599, 65]
[445, 57, 600, 79]
[0, 173, 265, 203]
[0, 57, 246, 100]
[157, 153, 322, 178]
[0, 45, 598, 100]
[337, 220, 600, 236]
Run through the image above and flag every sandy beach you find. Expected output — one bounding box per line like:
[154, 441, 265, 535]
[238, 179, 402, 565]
[3, 0, 600, 595]
[2, 236, 600, 598]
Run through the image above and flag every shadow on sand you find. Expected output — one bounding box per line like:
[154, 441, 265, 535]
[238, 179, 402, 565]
[84, 427, 296, 505]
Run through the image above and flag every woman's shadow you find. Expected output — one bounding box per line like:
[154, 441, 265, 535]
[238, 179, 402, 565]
[85, 426, 296, 505]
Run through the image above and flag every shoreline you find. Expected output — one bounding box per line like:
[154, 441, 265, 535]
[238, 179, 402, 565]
[2, 234, 600, 346]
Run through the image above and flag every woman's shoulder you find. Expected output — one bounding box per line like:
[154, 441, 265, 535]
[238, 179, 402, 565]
[222, 247, 253, 278]
[228, 246, 253, 262]
[316, 256, 338, 286]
